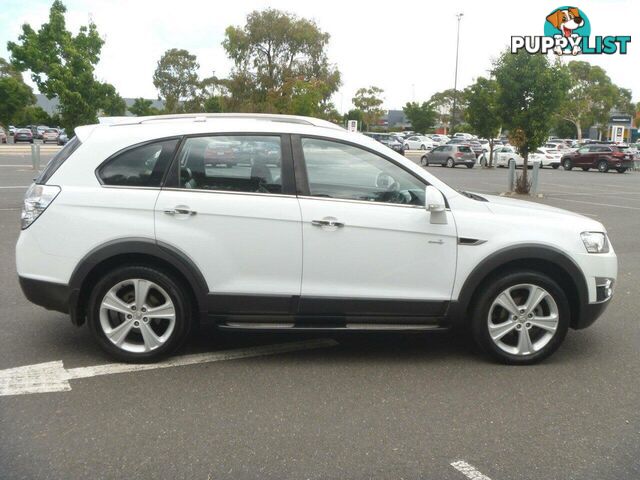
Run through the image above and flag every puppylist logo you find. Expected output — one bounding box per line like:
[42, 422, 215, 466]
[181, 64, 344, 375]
[511, 6, 631, 55]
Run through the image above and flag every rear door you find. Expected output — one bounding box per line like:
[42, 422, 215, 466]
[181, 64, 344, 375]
[154, 134, 303, 315]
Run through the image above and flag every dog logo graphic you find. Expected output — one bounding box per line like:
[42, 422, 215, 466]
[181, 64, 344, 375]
[544, 6, 590, 55]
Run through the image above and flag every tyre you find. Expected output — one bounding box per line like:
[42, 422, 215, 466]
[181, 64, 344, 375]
[30, 139, 34, 144]
[466, 163, 474, 169]
[617, 168, 627, 173]
[420, 144, 426, 150]
[581, 167, 589, 171]
[563, 158, 572, 170]
[421, 156, 429, 166]
[597, 160, 609, 173]
[552, 165, 559, 169]
[446, 158, 455, 168]
[87, 265, 192, 362]
[471, 271, 570, 365]
[480, 157, 487, 167]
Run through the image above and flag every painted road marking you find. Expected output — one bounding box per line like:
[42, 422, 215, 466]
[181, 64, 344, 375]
[0, 338, 339, 397]
[0, 186, 29, 189]
[451, 460, 493, 480]
[549, 196, 640, 210]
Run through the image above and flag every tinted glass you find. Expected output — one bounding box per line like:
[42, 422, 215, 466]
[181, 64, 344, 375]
[458, 146, 473, 153]
[177, 136, 282, 194]
[301, 138, 425, 206]
[99, 139, 179, 187]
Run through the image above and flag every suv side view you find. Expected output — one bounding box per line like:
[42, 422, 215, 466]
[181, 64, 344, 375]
[562, 144, 634, 173]
[16, 114, 617, 364]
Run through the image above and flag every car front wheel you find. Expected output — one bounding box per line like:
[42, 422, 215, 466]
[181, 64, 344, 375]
[421, 156, 429, 166]
[471, 271, 570, 365]
[563, 159, 573, 170]
[87, 265, 192, 362]
[446, 158, 455, 168]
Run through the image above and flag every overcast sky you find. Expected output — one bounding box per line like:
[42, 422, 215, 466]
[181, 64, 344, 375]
[1, 0, 637, 112]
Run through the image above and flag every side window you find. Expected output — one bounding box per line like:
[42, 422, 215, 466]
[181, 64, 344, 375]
[99, 138, 179, 187]
[177, 135, 282, 194]
[301, 138, 426, 206]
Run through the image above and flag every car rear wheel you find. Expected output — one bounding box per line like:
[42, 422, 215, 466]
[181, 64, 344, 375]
[563, 159, 573, 170]
[466, 163, 474, 169]
[617, 168, 627, 173]
[471, 271, 570, 365]
[581, 167, 589, 171]
[87, 265, 192, 362]
[598, 160, 609, 173]
[446, 158, 455, 168]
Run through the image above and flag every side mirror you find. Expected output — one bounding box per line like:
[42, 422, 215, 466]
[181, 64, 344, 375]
[425, 186, 448, 224]
[425, 186, 446, 212]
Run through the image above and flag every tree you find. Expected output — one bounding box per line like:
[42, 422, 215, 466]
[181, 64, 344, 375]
[403, 101, 437, 134]
[99, 83, 126, 116]
[0, 58, 35, 127]
[153, 48, 201, 114]
[8, 0, 122, 131]
[352, 86, 384, 130]
[494, 50, 569, 193]
[556, 61, 623, 141]
[13, 105, 52, 126]
[129, 98, 159, 117]
[465, 77, 501, 166]
[429, 89, 466, 135]
[222, 9, 341, 114]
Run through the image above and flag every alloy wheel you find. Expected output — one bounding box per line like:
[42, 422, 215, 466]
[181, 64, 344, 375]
[99, 278, 176, 353]
[487, 284, 559, 356]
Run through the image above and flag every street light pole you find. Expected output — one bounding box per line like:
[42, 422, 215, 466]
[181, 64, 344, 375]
[451, 12, 463, 134]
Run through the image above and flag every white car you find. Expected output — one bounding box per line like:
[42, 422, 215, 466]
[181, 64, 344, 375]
[403, 135, 435, 151]
[529, 147, 563, 169]
[16, 113, 617, 365]
[430, 134, 450, 146]
[453, 132, 474, 140]
[42, 128, 59, 144]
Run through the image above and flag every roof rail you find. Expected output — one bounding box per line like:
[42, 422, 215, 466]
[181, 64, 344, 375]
[98, 113, 344, 130]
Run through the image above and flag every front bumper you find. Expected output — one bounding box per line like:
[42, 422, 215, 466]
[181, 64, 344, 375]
[575, 297, 612, 329]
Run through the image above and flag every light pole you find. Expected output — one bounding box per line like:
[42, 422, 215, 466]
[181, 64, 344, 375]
[451, 12, 463, 134]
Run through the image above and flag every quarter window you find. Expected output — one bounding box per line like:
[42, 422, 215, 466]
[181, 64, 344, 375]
[177, 136, 283, 194]
[99, 139, 179, 187]
[301, 138, 425, 206]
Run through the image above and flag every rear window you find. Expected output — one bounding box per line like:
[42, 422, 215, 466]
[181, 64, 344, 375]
[36, 136, 81, 184]
[98, 138, 179, 187]
[458, 146, 473, 153]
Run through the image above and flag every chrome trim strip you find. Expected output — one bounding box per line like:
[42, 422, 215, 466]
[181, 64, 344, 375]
[160, 187, 298, 199]
[297, 195, 429, 210]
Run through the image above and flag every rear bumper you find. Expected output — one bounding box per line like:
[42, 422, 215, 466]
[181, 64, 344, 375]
[19, 276, 70, 314]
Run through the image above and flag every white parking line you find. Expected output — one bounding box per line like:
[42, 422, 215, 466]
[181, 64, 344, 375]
[451, 460, 493, 480]
[0, 338, 339, 397]
[0, 186, 29, 189]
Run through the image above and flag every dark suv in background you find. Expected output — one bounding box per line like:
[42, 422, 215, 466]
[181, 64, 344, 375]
[562, 144, 634, 173]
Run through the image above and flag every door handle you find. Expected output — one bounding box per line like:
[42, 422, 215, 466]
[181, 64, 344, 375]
[311, 219, 344, 228]
[164, 207, 197, 216]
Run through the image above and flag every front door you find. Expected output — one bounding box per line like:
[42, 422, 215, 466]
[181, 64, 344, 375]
[294, 137, 457, 318]
[155, 134, 302, 314]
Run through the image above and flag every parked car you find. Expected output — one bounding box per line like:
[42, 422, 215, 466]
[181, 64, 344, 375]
[9, 125, 16, 136]
[57, 130, 69, 145]
[529, 147, 563, 169]
[430, 134, 450, 146]
[14, 128, 34, 143]
[403, 135, 435, 151]
[42, 128, 59, 144]
[421, 144, 476, 168]
[16, 113, 617, 365]
[478, 145, 540, 168]
[0, 128, 7, 144]
[36, 125, 49, 139]
[467, 140, 484, 158]
[561, 145, 634, 173]
[362, 132, 404, 154]
[453, 132, 474, 140]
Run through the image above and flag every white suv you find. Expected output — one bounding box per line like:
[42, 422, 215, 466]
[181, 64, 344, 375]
[16, 114, 617, 364]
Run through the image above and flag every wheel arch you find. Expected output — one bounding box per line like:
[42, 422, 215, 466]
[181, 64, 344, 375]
[68, 238, 209, 326]
[448, 245, 589, 330]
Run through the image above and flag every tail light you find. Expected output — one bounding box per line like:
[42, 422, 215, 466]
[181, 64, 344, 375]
[21, 184, 61, 229]
[456, 152, 464, 157]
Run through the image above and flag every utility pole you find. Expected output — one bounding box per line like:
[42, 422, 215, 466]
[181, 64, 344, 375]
[451, 12, 463, 133]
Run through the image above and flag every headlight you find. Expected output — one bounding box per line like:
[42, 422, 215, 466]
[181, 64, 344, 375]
[21, 184, 61, 229]
[580, 231, 609, 253]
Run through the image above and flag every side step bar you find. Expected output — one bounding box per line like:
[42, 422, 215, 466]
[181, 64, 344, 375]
[219, 322, 448, 332]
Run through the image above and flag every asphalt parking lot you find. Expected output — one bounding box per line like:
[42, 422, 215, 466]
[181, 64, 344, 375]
[1, 146, 639, 480]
